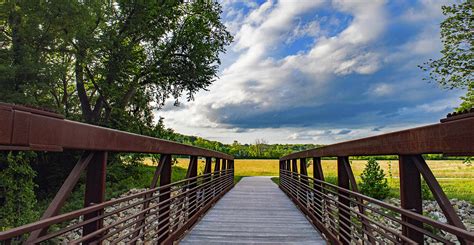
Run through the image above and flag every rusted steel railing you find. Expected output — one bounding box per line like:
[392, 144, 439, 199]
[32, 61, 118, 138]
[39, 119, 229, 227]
[279, 112, 474, 244]
[0, 103, 234, 244]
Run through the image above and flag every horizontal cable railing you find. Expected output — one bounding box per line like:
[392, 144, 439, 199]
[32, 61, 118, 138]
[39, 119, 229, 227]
[279, 112, 474, 244]
[0, 103, 234, 244]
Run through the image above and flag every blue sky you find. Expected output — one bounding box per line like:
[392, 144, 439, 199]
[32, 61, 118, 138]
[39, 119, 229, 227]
[159, 0, 464, 144]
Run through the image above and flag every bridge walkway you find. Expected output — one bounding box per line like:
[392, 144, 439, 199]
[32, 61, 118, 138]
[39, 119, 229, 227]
[179, 176, 325, 244]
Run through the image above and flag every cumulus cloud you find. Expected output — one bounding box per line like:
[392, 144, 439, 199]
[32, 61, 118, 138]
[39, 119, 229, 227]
[158, 0, 462, 144]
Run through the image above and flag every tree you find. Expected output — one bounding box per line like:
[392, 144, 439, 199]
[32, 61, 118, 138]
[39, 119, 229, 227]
[420, 2, 472, 89]
[457, 82, 474, 111]
[359, 158, 390, 200]
[419, 1, 473, 111]
[1, 1, 233, 133]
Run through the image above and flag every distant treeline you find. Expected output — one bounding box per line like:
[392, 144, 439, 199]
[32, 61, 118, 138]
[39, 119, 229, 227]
[156, 124, 465, 160]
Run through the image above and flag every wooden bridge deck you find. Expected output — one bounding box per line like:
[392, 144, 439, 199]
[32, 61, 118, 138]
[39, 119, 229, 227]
[179, 176, 325, 244]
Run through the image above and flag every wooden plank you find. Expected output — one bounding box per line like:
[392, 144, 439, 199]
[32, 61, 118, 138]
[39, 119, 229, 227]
[179, 177, 325, 244]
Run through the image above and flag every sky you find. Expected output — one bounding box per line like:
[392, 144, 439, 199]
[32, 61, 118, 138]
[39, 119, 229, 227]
[158, 0, 464, 144]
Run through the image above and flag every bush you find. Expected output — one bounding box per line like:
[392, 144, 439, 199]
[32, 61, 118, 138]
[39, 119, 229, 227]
[360, 158, 390, 200]
[0, 152, 39, 231]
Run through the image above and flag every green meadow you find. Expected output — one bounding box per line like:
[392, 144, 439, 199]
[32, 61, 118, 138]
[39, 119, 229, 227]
[143, 158, 474, 202]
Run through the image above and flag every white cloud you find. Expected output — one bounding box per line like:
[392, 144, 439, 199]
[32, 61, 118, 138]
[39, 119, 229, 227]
[371, 83, 395, 96]
[158, 0, 461, 144]
[161, 0, 388, 137]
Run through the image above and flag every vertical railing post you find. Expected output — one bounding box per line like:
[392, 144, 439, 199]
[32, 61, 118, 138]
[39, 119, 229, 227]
[337, 156, 350, 245]
[186, 156, 198, 218]
[299, 158, 308, 206]
[214, 158, 221, 196]
[83, 151, 107, 244]
[279, 160, 283, 184]
[203, 157, 213, 207]
[220, 159, 226, 194]
[228, 159, 234, 186]
[313, 157, 324, 220]
[399, 155, 424, 244]
[158, 154, 172, 244]
[291, 159, 298, 199]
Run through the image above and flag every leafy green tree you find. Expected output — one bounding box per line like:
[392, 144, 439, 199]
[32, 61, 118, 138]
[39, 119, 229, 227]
[360, 158, 390, 200]
[457, 83, 474, 111]
[0, 152, 38, 231]
[419, 1, 473, 110]
[1, 1, 233, 132]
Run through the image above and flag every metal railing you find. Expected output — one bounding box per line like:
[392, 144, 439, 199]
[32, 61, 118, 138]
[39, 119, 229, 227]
[0, 103, 234, 244]
[279, 111, 474, 244]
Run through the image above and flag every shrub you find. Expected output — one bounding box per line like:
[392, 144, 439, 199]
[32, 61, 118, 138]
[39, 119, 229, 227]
[421, 179, 432, 200]
[360, 158, 390, 200]
[0, 152, 38, 231]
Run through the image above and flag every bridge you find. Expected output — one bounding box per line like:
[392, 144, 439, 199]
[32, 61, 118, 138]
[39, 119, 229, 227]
[0, 103, 473, 244]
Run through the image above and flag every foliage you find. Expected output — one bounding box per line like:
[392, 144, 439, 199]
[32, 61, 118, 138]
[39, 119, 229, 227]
[0, 1, 232, 228]
[421, 179, 432, 200]
[359, 158, 390, 200]
[0, 1, 232, 131]
[419, 1, 473, 89]
[419, 1, 473, 111]
[457, 82, 474, 111]
[0, 152, 38, 231]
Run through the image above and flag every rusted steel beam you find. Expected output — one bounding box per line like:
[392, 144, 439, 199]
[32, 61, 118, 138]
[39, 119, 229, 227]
[312, 157, 324, 219]
[26, 152, 94, 242]
[0, 103, 233, 160]
[300, 158, 308, 205]
[83, 152, 107, 244]
[222, 159, 227, 170]
[340, 157, 374, 244]
[280, 116, 474, 160]
[291, 159, 298, 178]
[204, 157, 212, 174]
[214, 158, 221, 173]
[313, 157, 324, 181]
[158, 154, 172, 244]
[399, 155, 424, 244]
[337, 157, 351, 245]
[186, 156, 198, 218]
[132, 155, 168, 242]
[412, 155, 468, 244]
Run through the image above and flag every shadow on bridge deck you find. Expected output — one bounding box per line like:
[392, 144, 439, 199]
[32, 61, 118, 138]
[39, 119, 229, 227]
[179, 176, 325, 244]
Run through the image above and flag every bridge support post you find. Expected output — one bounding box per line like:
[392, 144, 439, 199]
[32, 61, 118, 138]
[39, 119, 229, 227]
[291, 159, 298, 199]
[312, 157, 324, 220]
[299, 158, 308, 206]
[83, 151, 108, 244]
[228, 159, 234, 186]
[214, 158, 221, 197]
[222, 159, 227, 191]
[186, 156, 198, 218]
[337, 156, 351, 245]
[26, 152, 95, 243]
[203, 157, 212, 208]
[399, 155, 424, 244]
[158, 154, 172, 244]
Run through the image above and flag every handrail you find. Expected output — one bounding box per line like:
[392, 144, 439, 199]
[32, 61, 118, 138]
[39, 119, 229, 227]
[0, 102, 233, 160]
[0, 102, 235, 244]
[281, 114, 474, 160]
[279, 112, 474, 244]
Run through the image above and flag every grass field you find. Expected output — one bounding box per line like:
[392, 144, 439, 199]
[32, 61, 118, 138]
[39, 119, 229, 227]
[143, 158, 474, 202]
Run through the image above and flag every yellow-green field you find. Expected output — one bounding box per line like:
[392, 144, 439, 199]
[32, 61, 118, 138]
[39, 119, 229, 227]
[144, 158, 474, 202]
